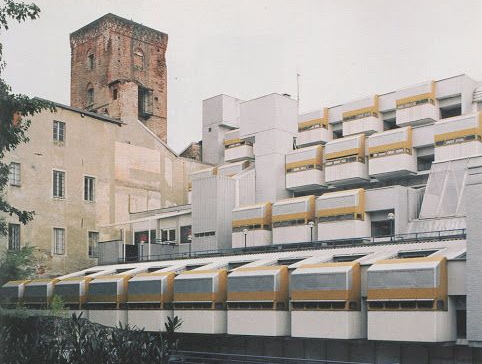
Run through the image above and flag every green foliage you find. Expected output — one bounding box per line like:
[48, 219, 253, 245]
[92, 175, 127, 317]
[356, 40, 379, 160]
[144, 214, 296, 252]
[48, 294, 65, 313]
[0, 0, 54, 236]
[0, 312, 184, 364]
[164, 315, 183, 356]
[0, 245, 37, 285]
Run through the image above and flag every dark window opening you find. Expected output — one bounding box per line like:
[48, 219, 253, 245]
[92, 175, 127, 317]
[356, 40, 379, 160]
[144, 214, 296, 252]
[228, 261, 252, 271]
[138, 86, 153, 119]
[397, 249, 438, 259]
[113, 89, 118, 100]
[383, 118, 399, 131]
[87, 88, 94, 106]
[371, 220, 392, 237]
[332, 254, 366, 262]
[180, 225, 192, 244]
[333, 129, 343, 139]
[440, 105, 462, 119]
[277, 258, 304, 266]
[417, 154, 434, 172]
[88, 54, 94, 70]
[457, 310, 467, 339]
[8, 223, 20, 250]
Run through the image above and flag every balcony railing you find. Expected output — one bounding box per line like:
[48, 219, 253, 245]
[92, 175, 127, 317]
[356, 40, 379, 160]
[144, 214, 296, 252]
[113, 228, 466, 264]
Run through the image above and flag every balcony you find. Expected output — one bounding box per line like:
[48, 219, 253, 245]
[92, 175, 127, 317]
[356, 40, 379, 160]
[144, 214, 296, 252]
[342, 96, 383, 136]
[324, 135, 368, 185]
[232, 203, 272, 248]
[316, 188, 371, 240]
[227, 266, 290, 336]
[367, 256, 455, 342]
[54, 276, 93, 309]
[286, 145, 325, 191]
[272, 195, 316, 244]
[368, 126, 417, 178]
[127, 271, 175, 332]
[296, 108, 331, 147]
[434, 112, 482, 162]
[0, 279, 30, 306]
[173, 269, 227, 334]
[23, 278, 58, 306]
[290, 262, 365, 339]
[224, 129, 254, 163]
[395, 81, 438, 126]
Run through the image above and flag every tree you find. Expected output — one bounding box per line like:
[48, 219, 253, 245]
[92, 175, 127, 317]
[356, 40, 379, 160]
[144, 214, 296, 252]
[0, 0, 54, 236]
[0, 245, 38, 285]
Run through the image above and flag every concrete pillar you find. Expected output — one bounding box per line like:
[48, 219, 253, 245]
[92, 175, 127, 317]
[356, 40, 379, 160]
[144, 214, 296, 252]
[465, 156, 482, 345]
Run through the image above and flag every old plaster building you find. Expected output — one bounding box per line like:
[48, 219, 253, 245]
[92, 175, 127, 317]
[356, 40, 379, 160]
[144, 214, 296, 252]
[0, 14, 206, 274]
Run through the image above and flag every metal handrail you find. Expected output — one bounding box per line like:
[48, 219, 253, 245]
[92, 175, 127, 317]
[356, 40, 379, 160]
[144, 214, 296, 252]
[175, 350, 374, 364]
[114, 228, 466, 264]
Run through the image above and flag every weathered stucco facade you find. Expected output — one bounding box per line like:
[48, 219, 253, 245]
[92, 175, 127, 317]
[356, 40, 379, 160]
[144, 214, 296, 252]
[0, 14, 207, 274]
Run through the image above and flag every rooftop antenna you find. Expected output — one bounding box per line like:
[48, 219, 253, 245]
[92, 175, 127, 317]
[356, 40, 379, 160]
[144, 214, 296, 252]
[296, 69, 300, 103]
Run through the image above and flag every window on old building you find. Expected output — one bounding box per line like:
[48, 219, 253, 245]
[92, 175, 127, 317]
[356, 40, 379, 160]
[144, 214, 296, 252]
[113, 88, 118, 100]
[87, 87, 94, 106]
[88, 53, 95, 70]
[84, 176, 95, 202]
[8, 162, 21, 186]
[180, 225, 192, 244]
[134, 49, 144, 70]
[53, 170, 65, 198]
[53, 228, 65, 255]
[88, 231, 99, 258]
[53, 120, 65, 143]
[138, 86, 153, 118]
[8, 223, 20, 250]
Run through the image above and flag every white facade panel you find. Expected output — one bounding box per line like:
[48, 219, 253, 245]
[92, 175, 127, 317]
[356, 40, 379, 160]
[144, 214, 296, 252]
[328, 105, 343, 123]
[273, 225, 315, 245]
[369, 153, 417, 177]
[254, 129, 295, 157]
[89, 309, 127, 328]
[435, 75, 477, 114]
[367, 305, 456, 342]
[396, 103, 438, 127]
[225, 144, 254, 162]
[297, 128, 331, 147]
[435, 114, 479, 135]
[128, 310, 172, 332]
[317, 218, 371, 240]
[240, 94, 298, 138]
[325, 162, 368, 184]
[255, 154, 291, 203]
[286, 169, 325, 191]
[203, 94, 241, 127]
[235, 168, 256, 207]
[325, 134, 364, 154]
[435, 142, 482, 162]
[413, 124, 435, 148]
[232, 230, 272, 248]
[175, 310, 227, 334]
[291, 311, 366, 339]
[227, 310, 290, 336]
[343, 116, 383, 136]
[379, 92, 397, 112]
[192, 176, 236, 252]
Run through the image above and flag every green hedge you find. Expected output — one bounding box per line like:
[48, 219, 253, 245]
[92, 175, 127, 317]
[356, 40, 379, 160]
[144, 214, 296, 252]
[0, 312, 179, 364]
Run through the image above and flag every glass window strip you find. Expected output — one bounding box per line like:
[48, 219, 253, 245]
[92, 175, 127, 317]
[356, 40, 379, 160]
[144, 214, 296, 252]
[397, 98, 435, 110]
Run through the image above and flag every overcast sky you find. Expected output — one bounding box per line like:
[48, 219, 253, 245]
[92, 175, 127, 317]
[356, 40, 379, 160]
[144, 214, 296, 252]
[2, 0, 481, 152]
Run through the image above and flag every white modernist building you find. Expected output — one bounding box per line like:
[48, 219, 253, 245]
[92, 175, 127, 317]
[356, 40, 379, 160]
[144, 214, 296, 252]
[4, 74, 482, 363]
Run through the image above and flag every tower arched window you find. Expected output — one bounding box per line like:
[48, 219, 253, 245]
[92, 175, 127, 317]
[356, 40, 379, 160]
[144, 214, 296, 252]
[86, 83, 94, 106]
[134, 48, 144, 70]
[87, 51, 95, 70]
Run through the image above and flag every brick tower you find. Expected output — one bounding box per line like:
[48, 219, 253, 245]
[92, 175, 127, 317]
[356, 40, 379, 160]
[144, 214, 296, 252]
[70, 13, 168, 142]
